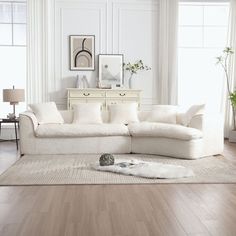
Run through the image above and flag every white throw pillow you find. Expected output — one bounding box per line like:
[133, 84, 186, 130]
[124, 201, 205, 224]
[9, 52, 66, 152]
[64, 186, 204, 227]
[109, 103, 139, 124]
[29, 102, 64, 124]
[147, 105, 177, 124]
[180, 104, 205, 126]
[73, 103, 102, 124]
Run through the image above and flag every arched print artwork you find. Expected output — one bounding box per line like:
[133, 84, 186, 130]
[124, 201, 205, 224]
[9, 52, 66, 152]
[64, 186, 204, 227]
[69, 35, 95, 71]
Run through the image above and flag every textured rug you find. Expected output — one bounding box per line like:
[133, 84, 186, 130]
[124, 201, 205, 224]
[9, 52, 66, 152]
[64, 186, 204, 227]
[0, 154, 235, 185]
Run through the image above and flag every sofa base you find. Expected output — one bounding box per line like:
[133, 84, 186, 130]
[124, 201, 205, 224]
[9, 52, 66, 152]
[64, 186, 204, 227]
[20, 136, 131, 155]
[131, 137, 223, 159]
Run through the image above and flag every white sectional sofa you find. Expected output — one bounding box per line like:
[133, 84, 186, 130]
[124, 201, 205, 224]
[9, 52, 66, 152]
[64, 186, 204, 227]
[19, 109, 224, 159]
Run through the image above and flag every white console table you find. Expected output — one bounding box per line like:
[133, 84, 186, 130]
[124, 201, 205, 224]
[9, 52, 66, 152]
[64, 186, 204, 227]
[67, 88, 142, 110]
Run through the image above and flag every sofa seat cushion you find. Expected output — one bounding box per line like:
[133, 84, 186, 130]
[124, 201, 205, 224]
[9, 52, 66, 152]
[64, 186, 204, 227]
[128, 122, 203, 141]
[35, 124, 130, 138]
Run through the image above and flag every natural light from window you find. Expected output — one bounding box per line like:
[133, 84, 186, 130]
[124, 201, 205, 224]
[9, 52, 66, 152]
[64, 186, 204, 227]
[0, 1, 26, 118]
[178, 2, 229, 112]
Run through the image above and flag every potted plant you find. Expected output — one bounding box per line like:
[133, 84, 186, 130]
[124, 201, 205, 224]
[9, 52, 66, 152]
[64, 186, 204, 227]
[216, 47, 236, 141]
[123, 60, 151, 89]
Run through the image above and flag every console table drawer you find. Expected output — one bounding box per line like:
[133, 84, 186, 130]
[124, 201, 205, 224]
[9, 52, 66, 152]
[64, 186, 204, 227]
[106, 99, 139, 107]
[67, 88, 141, 110]
[106, 91, 139, 98]
[122, 98, 140, 103]
[69, 98, 106, 108]
[106, 99, 123, 106]
[69, 90, 105, 98]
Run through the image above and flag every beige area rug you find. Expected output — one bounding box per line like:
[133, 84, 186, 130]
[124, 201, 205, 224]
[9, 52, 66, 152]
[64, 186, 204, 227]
[0, 154, 236, 185]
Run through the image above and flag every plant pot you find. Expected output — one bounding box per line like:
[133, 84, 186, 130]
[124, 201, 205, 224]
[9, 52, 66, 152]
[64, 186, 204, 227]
[229, 130, 236, 142]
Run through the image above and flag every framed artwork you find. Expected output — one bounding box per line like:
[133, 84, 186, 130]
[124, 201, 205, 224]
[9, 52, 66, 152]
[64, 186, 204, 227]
[98, 54, 124, 88]
[69, 35, 95, 71]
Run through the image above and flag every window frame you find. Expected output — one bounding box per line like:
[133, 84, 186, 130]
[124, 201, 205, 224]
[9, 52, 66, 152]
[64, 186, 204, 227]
[177, 1, 230, 111]
[0, 0, 26, 47]
[179, 1, 229, 49]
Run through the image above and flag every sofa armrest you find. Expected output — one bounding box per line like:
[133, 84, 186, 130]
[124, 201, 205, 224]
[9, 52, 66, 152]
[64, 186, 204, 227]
[19, 111, 39, 155]
[204, 113, 224, 155]
[190, 114, 224, 156]
[19, 111, 38, 131]
[188, 114, 204, 130]
[202, 113, 224, 135]
[189, 113, 223, 133]
[189, 113, 224, 156]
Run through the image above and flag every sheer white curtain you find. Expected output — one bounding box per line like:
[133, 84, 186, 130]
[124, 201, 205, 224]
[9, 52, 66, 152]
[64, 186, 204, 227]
[27, 0, 54, 104]
[223, 0, 236, 137]
[157, 0, 179, 105]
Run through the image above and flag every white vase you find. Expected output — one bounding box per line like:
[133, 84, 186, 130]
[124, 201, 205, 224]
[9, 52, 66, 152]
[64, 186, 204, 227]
[76, 75, 83, 88]
[82, 75, 89, 88]
[76, 75, 89, 88]
[129, 75, 134, 89]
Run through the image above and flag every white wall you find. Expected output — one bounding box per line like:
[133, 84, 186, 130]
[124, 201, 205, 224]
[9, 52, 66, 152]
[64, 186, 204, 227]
[27, 0, 159, 110]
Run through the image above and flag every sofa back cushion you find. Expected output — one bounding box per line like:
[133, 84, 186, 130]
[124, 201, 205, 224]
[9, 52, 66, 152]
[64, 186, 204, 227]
[60, 110, 74, 123]
[109, 103, 139, 124]
[60, 110, 148, 123]
[72, 103, 103, 124]
[29, 102, 64, 124]
[59, 104, 204, 125]
[146, 105, 177, 124]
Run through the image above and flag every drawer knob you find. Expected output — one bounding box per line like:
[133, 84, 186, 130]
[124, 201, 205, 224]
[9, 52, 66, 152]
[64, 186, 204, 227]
[83, 93, 90, 96]
[119, 93, 126, 96]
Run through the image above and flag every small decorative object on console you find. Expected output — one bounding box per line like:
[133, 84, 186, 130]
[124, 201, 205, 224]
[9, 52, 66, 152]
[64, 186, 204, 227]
[76, 75, 89, 88]
[123, 60, 151, 89]
[99, 153, 115, 166]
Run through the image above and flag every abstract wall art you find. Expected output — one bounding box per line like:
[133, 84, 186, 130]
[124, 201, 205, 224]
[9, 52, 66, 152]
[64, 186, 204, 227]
[69, 35, 95, 71]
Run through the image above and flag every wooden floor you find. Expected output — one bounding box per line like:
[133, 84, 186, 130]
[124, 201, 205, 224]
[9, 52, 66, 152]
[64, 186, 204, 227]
[0, 142, 236, 236]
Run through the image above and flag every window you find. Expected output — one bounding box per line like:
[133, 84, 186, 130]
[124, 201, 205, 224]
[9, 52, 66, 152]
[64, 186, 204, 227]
[0, 1, 26, 117]
[178, 2, 229, 112]
[0, 1, 26, 46]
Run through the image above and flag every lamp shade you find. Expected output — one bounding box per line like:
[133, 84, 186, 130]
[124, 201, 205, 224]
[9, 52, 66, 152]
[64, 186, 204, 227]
[3, 89, 25, 104]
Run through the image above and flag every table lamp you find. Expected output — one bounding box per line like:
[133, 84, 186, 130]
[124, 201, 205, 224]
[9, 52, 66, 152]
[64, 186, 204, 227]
[3, 86, 25, 119]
